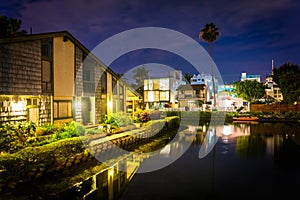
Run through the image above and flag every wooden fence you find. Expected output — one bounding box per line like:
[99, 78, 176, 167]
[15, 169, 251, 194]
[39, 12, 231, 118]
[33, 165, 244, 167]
[250, 103, 300, 112]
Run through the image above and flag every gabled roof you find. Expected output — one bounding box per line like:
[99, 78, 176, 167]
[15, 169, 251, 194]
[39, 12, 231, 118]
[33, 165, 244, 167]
[0, 31, 124, 84]
[177, 84, 205, 91]
[0, 31, 88, 51]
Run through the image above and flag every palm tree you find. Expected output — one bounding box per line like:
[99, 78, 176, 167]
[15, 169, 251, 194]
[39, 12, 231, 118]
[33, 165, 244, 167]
[199, 22, 220, 107]
[183, 72, 192, 84]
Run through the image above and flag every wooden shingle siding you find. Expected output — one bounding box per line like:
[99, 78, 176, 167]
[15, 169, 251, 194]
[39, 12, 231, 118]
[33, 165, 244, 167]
[0, 40, 42, 95]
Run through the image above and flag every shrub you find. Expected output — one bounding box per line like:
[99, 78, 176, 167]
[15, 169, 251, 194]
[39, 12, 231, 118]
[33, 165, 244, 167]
[134, 109, 150, 123]
[0, 121, 86, 153]
[111, 112, 133, 127]
[0, 121, 36, 153]
[0, 137, 85, 188]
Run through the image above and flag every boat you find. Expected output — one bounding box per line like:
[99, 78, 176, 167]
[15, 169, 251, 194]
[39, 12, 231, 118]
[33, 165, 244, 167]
[232, 116, 259, 121]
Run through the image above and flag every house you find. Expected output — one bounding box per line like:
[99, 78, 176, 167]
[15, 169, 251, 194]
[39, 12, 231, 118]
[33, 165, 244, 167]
[190, 73, 220, 104]
[0, 31, 140, 125]
[216, 84, 244, 111]
[264, 75, 283, 102]
[176, 84, 207, 110]
[264, 61, 283, 102]
[143, 70, 185, 110]
[241, 72, 261, 82]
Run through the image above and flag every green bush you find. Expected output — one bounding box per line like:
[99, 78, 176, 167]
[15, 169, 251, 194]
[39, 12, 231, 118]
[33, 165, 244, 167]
[111, 112, 133, 127]
[0, 121, 86, 153]
[0, 121, 36, 153]
[164, 111, 181, 117]
[0, 137, 85, 187]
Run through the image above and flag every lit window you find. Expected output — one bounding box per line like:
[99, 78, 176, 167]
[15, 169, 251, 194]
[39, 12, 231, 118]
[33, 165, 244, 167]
[53, 101, 72, 119]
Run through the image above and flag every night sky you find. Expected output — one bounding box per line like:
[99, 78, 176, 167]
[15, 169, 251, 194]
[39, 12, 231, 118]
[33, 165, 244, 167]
[1, 0, 300, 83]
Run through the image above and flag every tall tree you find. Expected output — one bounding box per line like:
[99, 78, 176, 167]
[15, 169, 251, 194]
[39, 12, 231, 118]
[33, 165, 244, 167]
[183, 73, 192, 84]
[132, 65, 149, 98]
[0, 16, 27, 38]
[273, 63, 300, 104]
[234, 80, 266, 104]
[199, 22, 220, 107]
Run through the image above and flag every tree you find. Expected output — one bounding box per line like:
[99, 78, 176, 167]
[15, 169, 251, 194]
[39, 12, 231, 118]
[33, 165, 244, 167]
[132, 65, 149, 98]
[273, 63, 300, 104]
[0, 15, 27, 38]
[183, 73, 192, 84]
[199, 22, 220, 108]
[234, 80, 266, 103]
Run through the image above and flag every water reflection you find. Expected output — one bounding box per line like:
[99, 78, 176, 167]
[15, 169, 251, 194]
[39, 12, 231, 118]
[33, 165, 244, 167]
[81, 123, 300, 200]
[2, 123, 300, 200]
[190, 123, 300, 160]
[120, 122, 300, 200]
[54, 129, 197, 200]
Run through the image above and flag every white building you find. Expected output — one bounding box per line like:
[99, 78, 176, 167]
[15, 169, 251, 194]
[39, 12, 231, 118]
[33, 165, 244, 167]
[190, 73, 219, 103]
[144, 70, 185, 110]
[264, 60, 283, 102]
[241, 72, 261, 82]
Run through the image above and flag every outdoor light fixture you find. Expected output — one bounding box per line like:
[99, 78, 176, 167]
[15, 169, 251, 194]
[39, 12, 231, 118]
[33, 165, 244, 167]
[109, 168, 114, 177]
[75, 99, 81, 109]
[108, 101, 113, 109]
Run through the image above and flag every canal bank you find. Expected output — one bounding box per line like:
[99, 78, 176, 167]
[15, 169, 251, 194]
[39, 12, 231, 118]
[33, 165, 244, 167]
[1, 111, 300, 199]
[0, 116, 180, 199]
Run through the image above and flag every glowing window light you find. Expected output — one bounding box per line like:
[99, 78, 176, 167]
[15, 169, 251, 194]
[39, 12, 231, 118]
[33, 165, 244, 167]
[11, 101, 26, 112]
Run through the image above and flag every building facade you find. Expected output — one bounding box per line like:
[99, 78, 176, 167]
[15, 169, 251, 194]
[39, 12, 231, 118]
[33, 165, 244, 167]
[0, 31, 140, 125]
[176, 84, 207, 110]
[241, 72, 261, 82]
[264, 61, 283, 102]
[143, 70, 185, 110]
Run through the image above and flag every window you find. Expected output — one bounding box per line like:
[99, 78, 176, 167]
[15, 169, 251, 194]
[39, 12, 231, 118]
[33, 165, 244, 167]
[26, 98, 38, 106]
[144, 80, 148, 90]
[159, 79, 169, 90]
[160, 91, 169, 101]
[112, 78, 117, 94]
[101, 71, 107, 94]
[42, 61, 52, 92]
[153, 80, 160, 90]
[53, 101, 72, 119]
[154, 91, 159, 101]
[41, 41, 52, 59]
[83, 69, 95, 93]
[119, 84, 124, 95]
[41, 40, 53, 93]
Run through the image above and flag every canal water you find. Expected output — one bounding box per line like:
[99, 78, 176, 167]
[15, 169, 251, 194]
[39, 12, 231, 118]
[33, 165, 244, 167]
[119, 122, 300, 200]
[2, 122, 300, 200]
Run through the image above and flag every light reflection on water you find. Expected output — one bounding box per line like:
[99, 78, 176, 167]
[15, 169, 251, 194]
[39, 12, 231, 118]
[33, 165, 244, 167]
[120, 122, 300, 200]
[4, 123, 299, 200]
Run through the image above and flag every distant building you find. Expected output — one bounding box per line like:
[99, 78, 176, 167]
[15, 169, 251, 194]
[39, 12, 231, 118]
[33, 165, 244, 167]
[143, 70, 185, 110]
[217, 84, 244, 111]
[241, 72, 261, 82]
[264, 60, 283, 102]
[176, 84, 207, 110]
[190, 73, 219, 103]
[190, 74, 206, 85]
[218, 84, 236, 97]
